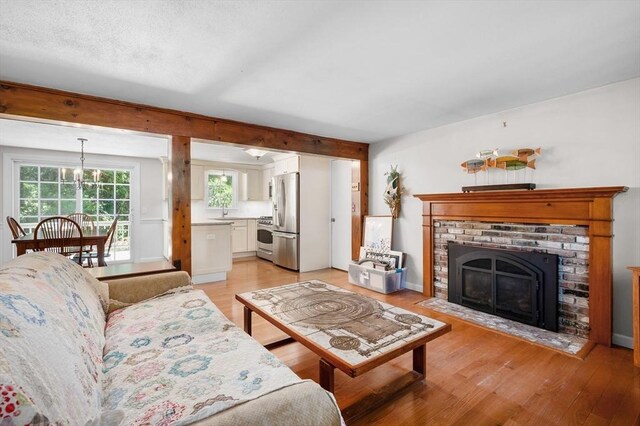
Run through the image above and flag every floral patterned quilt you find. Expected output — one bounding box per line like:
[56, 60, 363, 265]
[102, 289, 304, 425]
[0, 252, 107, 425]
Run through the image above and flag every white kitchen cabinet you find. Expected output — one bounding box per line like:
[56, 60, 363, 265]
[246, 169, 262, 201]
[238, 169, 262, 201]
[191, 165, 205, 200]
[191, 224, 232, 280]
[231, 220, 248, 253]
[247, 219, 257, 251]
[274, 155, 299, 176]
[262, 166, 274, 201]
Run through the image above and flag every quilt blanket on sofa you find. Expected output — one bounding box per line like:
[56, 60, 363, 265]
[102, 289, 303, 425]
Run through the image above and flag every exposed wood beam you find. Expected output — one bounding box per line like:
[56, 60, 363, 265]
[0, 80, 368, 161]
[351, 160, 368, 260]
[169, 136, 192, 275]
[0, 80, 369, 270]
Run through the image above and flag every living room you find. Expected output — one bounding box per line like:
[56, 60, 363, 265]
[1, 1, 639, 425]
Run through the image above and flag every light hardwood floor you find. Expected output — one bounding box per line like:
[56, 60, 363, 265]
[198, 258, 640, 425]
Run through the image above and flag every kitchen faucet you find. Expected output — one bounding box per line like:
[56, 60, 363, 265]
[221, 204, 228, 218]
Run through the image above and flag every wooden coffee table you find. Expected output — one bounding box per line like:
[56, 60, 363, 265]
[236, 280, 451, 416]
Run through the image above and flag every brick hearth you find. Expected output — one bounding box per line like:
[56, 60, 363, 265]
[433, 220, 590, 338]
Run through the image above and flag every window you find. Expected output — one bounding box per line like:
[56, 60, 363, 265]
[206, 170, 237, 209]
[17, 163, 132, 261]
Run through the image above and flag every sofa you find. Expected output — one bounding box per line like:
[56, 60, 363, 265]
[0, 252, 343, 425]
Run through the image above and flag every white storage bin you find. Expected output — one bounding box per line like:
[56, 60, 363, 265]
[348, 262, 407, 294]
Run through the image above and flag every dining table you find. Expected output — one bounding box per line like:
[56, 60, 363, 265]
[12, 229, 110, 267]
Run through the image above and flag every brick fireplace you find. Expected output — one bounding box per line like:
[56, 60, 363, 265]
[415, 187, 627, 346]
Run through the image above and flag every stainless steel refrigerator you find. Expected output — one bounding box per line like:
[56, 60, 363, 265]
[272, 172, 299, 270]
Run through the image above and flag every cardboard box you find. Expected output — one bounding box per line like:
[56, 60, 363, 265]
[348, 262, 407, 294]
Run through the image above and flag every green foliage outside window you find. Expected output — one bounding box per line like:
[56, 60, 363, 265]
[17, 164, 132, 261]
[207, 173, 233, 208]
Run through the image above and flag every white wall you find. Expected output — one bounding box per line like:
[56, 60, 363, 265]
[0, 146, 165, 264]
[369, 78, 640, 347]
[300, 155, 332, 272]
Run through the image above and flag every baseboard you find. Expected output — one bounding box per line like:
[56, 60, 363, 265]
[612, 333, 633, 349]
[404, 280, 422, 293]
[192, 272, 227, 284]
[137, 256, 166, 263]
[232, 252, 257, 259]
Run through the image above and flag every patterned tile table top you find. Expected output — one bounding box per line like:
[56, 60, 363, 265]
[238, 280, 449, 368]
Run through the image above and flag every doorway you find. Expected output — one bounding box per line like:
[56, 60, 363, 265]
[331, 159, 352, 271]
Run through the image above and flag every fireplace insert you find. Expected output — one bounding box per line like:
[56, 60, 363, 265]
[448, 242, 558, 332]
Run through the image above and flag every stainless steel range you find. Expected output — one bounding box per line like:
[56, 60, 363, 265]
[256, 216, 273, 261]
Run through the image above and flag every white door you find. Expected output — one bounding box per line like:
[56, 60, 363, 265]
[331, 159, 352, 271]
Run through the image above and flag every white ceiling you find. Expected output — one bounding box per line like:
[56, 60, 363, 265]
[0, 1, 639, 143]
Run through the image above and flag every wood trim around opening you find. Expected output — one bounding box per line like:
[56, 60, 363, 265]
[414, 186, 628, 347]
[0, 80, 370, 268]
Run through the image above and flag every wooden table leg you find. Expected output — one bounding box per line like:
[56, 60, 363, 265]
[97, 242, 106, 267]
[244, 306, 252, 335]
[413, 344, 426, 375]
[319, 359, 335, 392]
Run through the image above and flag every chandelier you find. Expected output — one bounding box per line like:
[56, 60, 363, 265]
[61, 138, 101, 191]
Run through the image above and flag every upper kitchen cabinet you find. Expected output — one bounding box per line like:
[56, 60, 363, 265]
[262, 166, 274, 201]
[246, 169, 262, 201]
[238, 168, 262, 201]
[191, 165, 205, 200]
[274, 155, 299, 176]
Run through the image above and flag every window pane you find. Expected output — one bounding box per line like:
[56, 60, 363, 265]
[40, 200, 58, 216]
[40, 182, 59, 199]
[207, 174, 233, 208]
[99, 200, 114, 216]
[83, 184, 97, 199]
[20, 216, 38, 224]
[61, 183, 76, 198]
[99, 170, 114, 184]
[20, 166, 38, 181]
[61, 200, 77, 215]
[116, 200, 129, 215]
[20, 182, 38, 199]
[115, 185, 130, 199]
[20, 199, 38, 216]
[99, 184, 115, 199]
[116, 171, 130, 184]
[83, 200, 97, 215]
[40, 167, 59, 182]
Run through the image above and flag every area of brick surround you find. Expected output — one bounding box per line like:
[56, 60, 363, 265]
[433, 220, 590, 338]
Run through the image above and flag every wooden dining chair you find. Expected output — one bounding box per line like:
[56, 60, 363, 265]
[67, 213, 96, 232]
[6, 216, 26, 239]
[84, 217, 118, 267]
[34, 216, 84, 265]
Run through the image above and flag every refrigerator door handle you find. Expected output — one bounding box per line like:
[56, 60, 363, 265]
[273, 232, 296, 239]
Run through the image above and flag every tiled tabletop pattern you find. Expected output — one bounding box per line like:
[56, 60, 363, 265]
[238, 280, 448, 367]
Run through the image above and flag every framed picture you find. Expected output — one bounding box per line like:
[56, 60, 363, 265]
[363, 215, 393, 253]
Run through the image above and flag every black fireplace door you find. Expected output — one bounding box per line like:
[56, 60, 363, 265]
[448, 243, 558, 331]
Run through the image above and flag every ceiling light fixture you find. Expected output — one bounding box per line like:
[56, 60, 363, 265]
[245, 148, 269, 160]
[61, 138, 101, 191]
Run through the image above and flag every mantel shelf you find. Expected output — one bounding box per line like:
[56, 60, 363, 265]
[414, 186, 628, 202]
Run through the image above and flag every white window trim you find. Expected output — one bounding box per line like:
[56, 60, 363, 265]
[2, 151, 141, 264]
[205, 169, 238, 210]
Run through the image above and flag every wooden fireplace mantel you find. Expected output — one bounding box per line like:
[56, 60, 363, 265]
[414, 186, 628, 346]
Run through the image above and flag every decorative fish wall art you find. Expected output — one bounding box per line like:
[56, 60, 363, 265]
[460, 147, 542, 178]
[460, 158, 488, 174]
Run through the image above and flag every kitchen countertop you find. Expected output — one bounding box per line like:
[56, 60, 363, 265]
[192, 221, 234, 226]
